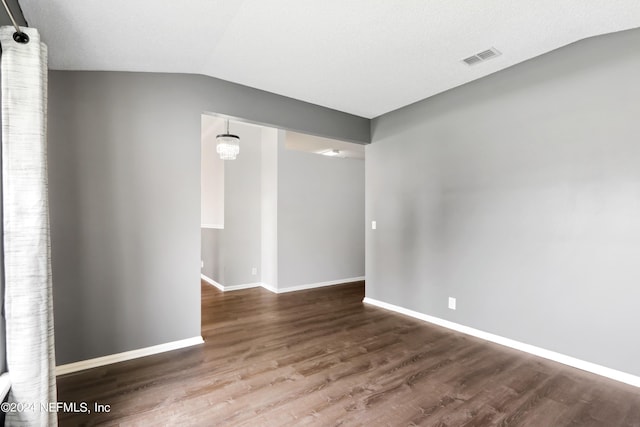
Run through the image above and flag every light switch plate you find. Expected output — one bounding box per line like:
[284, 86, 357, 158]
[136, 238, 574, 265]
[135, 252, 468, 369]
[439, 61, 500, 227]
[372, 221, 377, 230]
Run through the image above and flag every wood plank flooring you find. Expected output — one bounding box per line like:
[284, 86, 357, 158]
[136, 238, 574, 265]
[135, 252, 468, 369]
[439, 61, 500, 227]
[56, 281, 640, 426]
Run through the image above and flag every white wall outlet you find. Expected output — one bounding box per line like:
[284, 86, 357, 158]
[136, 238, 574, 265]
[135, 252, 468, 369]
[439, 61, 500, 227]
[371, 220, 377, 230]
[448, 297, 456, 310]
[201, 260, 204, 269]
[251, 267, 257, 276]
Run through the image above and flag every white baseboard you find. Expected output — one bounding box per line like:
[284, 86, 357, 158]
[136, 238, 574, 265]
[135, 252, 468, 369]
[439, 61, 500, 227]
[201, 274, 224, 291]
[275, 276, 365, 294]
[201, 224, 224, 229]
[260, 282, 278, 293]
[363, 297, 640, 388]
[56, 336, 204, 376]
[225, 282, 263, 291]
[202, 274, 364, 294]
[201, 274, 261, 291]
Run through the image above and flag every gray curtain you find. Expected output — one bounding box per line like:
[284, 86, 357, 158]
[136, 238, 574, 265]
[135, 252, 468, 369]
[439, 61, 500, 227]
[0, 26, 56, 426]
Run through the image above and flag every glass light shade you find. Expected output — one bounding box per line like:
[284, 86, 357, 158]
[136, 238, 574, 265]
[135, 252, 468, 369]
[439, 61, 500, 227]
[216, 134, 240, 160]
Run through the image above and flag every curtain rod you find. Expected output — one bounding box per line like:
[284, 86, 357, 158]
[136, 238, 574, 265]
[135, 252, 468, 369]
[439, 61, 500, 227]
[1, 0, 29, 43]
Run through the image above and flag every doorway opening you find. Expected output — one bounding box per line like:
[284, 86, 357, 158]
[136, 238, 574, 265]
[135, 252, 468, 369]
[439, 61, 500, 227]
[199, 112, 366, 332]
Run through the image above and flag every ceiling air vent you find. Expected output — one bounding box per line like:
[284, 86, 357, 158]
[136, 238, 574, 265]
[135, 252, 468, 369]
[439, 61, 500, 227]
[462, 47, 501, 66]
[463, 55, 482, 66]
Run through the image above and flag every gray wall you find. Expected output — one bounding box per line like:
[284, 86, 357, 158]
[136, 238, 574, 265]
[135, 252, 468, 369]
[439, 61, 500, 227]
[200, 115, 225, 228]
[1, 0, 27, 27]
[367, 28, 640, 376]
[200, 122, 263, 287]
[201, 228, 222, 282]
[278, 143, 365, 288]
[260, 128, 279, 289]
[219, 123, 263, 286]
[48, 71, 369, 364]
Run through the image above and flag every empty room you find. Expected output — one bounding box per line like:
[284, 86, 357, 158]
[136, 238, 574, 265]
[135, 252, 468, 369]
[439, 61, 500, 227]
[1, 1, 639, 426]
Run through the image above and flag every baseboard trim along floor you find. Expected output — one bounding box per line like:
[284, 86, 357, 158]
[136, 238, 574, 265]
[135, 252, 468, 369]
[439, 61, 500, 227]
[363, 297, 640, 388]
[275, 277, 365, 294]
[201, 274, 365, 294]
[56, 336, 205, 376]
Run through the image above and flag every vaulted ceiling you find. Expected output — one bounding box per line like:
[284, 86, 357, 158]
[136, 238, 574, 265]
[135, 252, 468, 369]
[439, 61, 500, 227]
[21, 0, 640, 118]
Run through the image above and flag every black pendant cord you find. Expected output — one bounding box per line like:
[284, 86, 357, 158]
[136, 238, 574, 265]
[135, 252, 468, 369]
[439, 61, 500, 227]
[1, 0, 29, 43]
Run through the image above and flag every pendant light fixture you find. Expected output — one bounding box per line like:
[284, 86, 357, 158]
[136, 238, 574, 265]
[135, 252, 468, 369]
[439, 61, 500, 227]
[216, 119, 240, 160]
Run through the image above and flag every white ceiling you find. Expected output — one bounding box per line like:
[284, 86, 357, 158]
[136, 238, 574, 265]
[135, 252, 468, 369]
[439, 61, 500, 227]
[21, 1, 640, 118]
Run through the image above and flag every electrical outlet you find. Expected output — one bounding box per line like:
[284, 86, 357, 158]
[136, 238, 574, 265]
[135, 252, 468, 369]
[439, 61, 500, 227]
[251, 267, 257, 276]
[448, 297, 456, 310]
[371, 221, 377, 230]
[201, 260, 204, 269]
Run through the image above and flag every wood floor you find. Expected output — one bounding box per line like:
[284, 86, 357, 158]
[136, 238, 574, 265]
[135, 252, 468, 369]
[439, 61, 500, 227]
[57, 281, 640, 426]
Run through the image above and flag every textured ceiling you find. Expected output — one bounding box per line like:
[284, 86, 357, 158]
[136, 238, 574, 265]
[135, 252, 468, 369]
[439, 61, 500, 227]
[21, 0, 640, 118]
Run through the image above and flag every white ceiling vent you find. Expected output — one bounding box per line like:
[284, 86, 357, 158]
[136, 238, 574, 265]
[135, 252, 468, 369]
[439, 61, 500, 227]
[462, 47, 501, 66]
